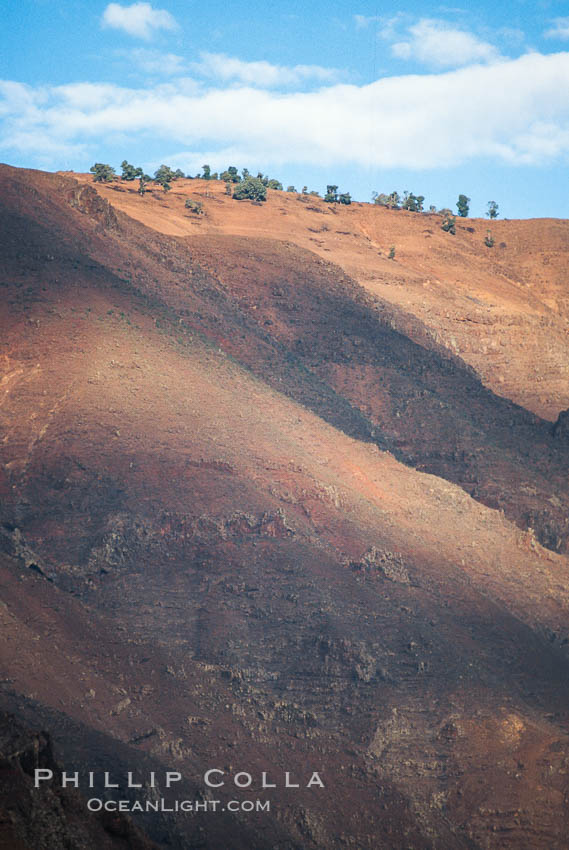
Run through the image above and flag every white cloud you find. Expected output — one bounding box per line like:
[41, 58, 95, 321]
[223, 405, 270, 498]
[128, 48, 187, 75]
[545, 18, 569, 40]
[192, 53, 339, 87]
[386, 18, 500, 68]
[2, 52, 569, 171]
[101, 3, 178, 40]
[354, 14, 381, 30]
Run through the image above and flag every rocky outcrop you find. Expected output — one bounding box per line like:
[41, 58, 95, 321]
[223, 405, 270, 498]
[0, 713, 157, 849]
[552, 407, 569, 440]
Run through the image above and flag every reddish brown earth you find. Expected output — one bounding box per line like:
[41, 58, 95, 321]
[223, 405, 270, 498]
[0, 164, 569, 848]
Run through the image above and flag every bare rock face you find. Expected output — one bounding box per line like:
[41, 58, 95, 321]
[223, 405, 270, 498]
[346, 547, 411, 584]
[67, 183, 119, 231]
[552, 408, 569, 440]
[0, 713, 156, 850]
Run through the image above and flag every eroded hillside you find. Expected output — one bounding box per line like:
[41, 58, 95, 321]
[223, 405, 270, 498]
[82, 171, 569, 422]
[1, 165, 569, 849]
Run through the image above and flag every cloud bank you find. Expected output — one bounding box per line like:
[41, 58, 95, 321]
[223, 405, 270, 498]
[1, 51, 569, 170]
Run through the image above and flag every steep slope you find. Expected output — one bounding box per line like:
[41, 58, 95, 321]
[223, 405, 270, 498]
[1, 165, 569, 848]
[81, 172, 569, 422]
[2, 166, 567, 553]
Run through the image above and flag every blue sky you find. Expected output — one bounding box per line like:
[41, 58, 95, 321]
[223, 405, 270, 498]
[2, 1, 569, 217]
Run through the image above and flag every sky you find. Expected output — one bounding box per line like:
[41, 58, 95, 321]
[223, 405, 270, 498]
[2, 1, 569, 217]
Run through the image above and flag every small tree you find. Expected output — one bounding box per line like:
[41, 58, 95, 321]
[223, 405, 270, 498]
[154, 165, 176, 192]
[484, 229, 494, 247]
[224, 181, 232, 195]
[220, 166, 241, 183]
[338, 192, 352, 205]
[324, 184, 338, 203]
[386, 191, 400, 209]
[90, 163, 116, 183]
[233, 176, 267, 202]
[401, 191, 425, 212]
[154, 164, 177, 181]
[138, 174, 151, 195]
[486, 201, 499, 219]
[267, 179, 283, 190]
[388, 245, 396, 259]
[121, 160, 143, 181]
[457, 194, 470, 217]
[201, 164, 212, 180]
[286, 185, 296, 193]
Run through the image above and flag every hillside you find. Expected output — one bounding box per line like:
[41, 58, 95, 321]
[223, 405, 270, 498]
[1, 164, 569, 848]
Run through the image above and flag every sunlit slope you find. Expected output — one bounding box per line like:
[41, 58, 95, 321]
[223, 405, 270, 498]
[4, 165, 567, 553]
[82, 171, 569, 421]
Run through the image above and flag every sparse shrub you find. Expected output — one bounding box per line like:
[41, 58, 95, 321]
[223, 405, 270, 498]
[224, 181, 232, 195]
[457, 194, 470, 217]
[90, 163, 116, 183]
[308, 190, 320, 197]
[388, 245, 396, 259]
[429, 204, 437, 213]
[486, 200, 499, 219]
[441, 212, 456, 234]
[339, 192, 352, 205]
[484, 230, 495, 247]
[286, 185, 296, 193]
[232, 176, 267, 202]
[185, 199, 204, 215]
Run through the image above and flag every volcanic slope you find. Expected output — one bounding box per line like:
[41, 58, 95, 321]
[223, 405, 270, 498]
[84, 171, 569, 423]
[60, 170, 569, 554]
[0, 165, 569, 848]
